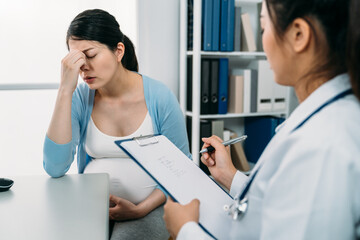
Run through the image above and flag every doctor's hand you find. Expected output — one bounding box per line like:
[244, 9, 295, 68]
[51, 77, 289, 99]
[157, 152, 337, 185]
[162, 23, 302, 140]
[163, 198, 200, 239]
[201, 135, 237, 190]
[109, 194, 142, 221]
[60, 50, 86, 94]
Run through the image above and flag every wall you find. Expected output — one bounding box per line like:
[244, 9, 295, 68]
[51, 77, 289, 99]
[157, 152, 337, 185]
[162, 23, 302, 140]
[137, 0, 180, 98]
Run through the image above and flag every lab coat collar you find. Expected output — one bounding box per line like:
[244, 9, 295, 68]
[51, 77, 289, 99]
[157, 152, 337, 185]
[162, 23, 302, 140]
[281, 74, 351, 134]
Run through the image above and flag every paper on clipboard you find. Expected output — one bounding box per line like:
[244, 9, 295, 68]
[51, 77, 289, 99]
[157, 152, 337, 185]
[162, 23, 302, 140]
[115, 135, 234, 240]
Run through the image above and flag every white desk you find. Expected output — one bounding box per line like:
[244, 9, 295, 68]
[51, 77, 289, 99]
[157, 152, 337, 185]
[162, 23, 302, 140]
[0, 173, 109, 240]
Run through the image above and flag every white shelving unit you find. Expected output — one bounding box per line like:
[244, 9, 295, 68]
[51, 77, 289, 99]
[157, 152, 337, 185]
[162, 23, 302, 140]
[179, 0, 297, 165]
[187, 51, 266, 57]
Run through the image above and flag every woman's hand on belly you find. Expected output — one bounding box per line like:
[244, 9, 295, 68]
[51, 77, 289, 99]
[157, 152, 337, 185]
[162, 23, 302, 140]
[109, 194, 144, 221]
[109, 189, 166, 221]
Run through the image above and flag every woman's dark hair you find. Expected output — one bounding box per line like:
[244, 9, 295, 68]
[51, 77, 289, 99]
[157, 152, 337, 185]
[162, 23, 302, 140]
[347, 0, 360, 100]
[265, 0, 350, 84]
[66, 9, 138, 72]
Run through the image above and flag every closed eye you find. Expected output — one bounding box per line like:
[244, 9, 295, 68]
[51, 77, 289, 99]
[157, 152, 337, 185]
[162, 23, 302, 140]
[86, 54, 96, 59]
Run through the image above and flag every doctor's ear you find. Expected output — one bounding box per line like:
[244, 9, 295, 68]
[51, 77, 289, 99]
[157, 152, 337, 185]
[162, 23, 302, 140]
[287, 18, 312, 53]
[115, 42, 125, 62]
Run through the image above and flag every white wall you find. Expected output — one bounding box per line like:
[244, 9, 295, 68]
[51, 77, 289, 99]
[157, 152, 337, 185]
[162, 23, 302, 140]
[0, 0, 137, 85]
[0, 90, 58, 176]
[0, 0, 137, 176]
[137, 0, 180, 98]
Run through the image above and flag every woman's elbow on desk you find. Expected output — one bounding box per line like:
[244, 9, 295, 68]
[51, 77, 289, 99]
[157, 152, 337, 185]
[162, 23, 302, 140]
[43, 160, 68, 178]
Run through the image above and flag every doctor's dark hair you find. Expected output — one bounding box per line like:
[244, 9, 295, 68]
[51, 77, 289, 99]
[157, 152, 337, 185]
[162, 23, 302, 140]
[265, 0, 350, 84]
[347, 0, 360, 100]
[66, 9, 138, 72]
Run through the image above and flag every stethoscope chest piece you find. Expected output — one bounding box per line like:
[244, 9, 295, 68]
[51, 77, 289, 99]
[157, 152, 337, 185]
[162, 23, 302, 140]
[224, 196, 248, 221]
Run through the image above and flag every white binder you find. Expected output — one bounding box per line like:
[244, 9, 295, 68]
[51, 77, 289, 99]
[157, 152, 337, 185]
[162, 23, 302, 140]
[257, 60, 273, 112]
[257, 60, 288, 112]
[115, 134, 234, 240]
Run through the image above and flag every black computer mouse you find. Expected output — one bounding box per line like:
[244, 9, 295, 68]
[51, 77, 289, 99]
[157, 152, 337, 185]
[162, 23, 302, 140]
[0, 178, 14, 192]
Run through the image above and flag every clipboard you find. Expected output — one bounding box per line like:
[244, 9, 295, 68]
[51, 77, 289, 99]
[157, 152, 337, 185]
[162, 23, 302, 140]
[115, 134, 234, 240]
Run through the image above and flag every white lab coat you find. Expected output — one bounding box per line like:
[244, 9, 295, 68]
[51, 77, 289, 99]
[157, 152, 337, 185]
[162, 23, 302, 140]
[177, 74, 360, 240]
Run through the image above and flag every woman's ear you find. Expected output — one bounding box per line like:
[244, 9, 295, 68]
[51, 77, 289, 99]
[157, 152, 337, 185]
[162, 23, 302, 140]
[115, 42, 125, 62]
[287, 18, 312, 53]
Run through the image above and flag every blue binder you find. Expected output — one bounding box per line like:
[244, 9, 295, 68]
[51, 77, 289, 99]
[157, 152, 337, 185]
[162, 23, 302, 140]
[220, 0, 235, 51]
[212, 0, 221, 51]
[244, 117, 285, 163]
[218, 58, 229, 114]
[202, 0, 213, 51]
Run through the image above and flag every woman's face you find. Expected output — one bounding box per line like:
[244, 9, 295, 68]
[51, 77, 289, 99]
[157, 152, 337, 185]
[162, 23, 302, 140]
[68, 39, 119, 89]
[260, 1, 293, 86]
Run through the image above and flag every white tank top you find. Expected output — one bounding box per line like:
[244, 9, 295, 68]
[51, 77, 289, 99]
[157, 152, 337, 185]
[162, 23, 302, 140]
[84, 112, 156, 204]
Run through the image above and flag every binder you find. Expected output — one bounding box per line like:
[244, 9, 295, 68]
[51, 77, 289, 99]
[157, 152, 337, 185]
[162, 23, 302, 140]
[187, 0, 194, 51]
[202, 0, 213, 51]
[244, 117, 284, 163]
[209, 59, 219, 114]
[223, 129, 231, 142]
[257, 60, 288, 112]
[228, 74, 244, 113]
[256, 2, 263, 52]
[272, 81, 288, 111]
[201, 59, 211, 114]
[218, 58, 229, 114]
[257, 60, 273, 112]
[220, 0, 235, 51]
[212, 0, 221, 51]
[200, 120, 212, 175]
[230, 131, 250, 172]
[241, 13, 257, 52]
[234, 6, 242, 51]
[211, 120, 224, 140]
[115, 135, 234, 240]
[186, 57, 193, 111]
[186, 118, 212, 175]
[243, 69, 258, 113]
[186, 116, 192, 149]
[231, 68, 258, 113]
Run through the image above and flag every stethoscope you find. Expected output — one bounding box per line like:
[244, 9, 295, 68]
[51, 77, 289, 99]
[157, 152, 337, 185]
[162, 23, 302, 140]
[223, 165, 260, 220]
[224, 88, 353, 221]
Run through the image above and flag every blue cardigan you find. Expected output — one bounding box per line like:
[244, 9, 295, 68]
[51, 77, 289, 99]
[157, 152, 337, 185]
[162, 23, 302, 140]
[43, 75, 191, 179]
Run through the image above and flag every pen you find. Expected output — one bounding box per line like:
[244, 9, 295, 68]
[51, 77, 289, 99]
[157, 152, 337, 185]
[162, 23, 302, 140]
[199, 135, 247, 154]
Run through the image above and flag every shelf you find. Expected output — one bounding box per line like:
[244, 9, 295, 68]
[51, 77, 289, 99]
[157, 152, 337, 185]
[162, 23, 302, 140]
[237, 0, 262, 3]
[179, 0, 295, 165]
[187, 51, 266, 58]
[186, 111, 287, 119]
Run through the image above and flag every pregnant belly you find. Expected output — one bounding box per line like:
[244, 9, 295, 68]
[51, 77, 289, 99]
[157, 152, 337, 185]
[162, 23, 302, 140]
[84, 157, 156, 204]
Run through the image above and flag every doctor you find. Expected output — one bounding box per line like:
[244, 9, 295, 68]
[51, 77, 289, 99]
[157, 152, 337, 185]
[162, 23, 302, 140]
[163, 0, 360, 239]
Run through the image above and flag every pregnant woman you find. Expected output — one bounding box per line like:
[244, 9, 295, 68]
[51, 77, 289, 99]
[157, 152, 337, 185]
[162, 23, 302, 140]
[43, 9, 190, 240]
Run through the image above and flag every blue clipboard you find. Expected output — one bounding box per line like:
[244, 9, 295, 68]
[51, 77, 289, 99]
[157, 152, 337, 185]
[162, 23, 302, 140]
[115, 134, 234, 240]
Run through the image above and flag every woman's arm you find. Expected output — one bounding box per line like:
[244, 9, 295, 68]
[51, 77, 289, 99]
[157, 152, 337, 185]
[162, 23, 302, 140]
[155, 84, 191, 158]
[109, 188, 166, 221]
[43, 50, 86, 177]
[201, 136, 237, 190]
[47, 50, 86, 143]
[136, 188, 166, 216]
[163, 198, 204, 239]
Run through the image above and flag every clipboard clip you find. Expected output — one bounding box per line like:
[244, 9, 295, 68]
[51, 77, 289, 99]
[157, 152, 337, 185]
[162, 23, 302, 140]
[133, 134, 159, 147]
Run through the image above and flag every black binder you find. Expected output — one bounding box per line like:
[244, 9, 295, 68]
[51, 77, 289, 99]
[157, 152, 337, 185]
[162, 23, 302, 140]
[201, 59, 211, 114]
[186, 117, 211, 175]
[209, 59, 219, 114]
[186, 57, 193, 111]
